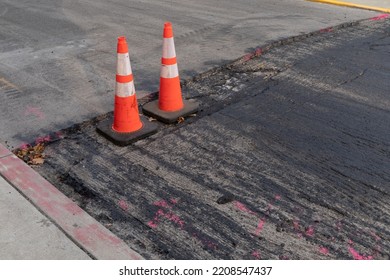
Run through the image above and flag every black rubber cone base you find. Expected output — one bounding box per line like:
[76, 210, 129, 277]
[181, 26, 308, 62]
[96, 116, 158, 146]
[142, 99, 199, 124]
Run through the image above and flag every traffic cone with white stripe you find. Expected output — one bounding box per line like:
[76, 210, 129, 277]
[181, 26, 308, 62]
[142, 22, 199, 123]
[97, 36, 157, 146]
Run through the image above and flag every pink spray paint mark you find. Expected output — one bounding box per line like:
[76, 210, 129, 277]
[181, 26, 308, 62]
[35, 135, 51, 144]
[55, 131, 63, 139]
[275, 195, 281, 200]
[319, 247, 329, 255]
[320, 27, 333, 33]
[254, 47, 262, 56]
[164, 212, 185, 229]
[252, 250, 261, 260]
[147, 199, 185, 229]
[254, 219, 265, 236]
[243, 53, 253, 62]
[293, 220, 300, 230]
[118, 199, 129, 211]
[147, 209, 165, 229]
[147, 221, 158, 229]
[19, 143, 30, 150]
[371, 14, 389, 21]
[305, 225, 314, 237]
[348, 246, 373, 260]
[234, 201, 256, 215]
[25, 106, 45, 120]
[153, 200, 171, 209]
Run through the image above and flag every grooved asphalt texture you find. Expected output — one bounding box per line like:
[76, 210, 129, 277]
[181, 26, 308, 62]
[36, 18, 389, 259]
[0, 0, 377, 149]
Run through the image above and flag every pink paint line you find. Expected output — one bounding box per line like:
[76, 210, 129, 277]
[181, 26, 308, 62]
[164, 212, 185, 229]
[147, 221, 158, 229]
[252, 250, 261, 260]
[305, 225, 314, 237]
[254, 48, 262, 56]
[348, 246, 373, 260]
[371, 14, 389, 21]
[153, 199, 171, 208]
[153, 198, 178, 208]
[234, 201, 256, 215]
[243, 53, 253, 62]
[319, 247, 329, 255]
[147, 208, 185, 230]
[320, 27, 333, 33]
[55, 131, 64, 138]
[293, 220, 300, 230]
[254, 219, 265, 236]
[147, 209, 165, 229]
[19, 143, 30, 150]
[35, 135, 51, 144]
[118, 199, 129, 211]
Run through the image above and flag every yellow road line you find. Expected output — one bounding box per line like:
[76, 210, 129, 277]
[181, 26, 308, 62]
[308, 0, 390, 13]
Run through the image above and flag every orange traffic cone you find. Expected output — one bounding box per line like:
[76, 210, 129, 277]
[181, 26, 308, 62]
[142, 22, 199, 123]
[97, 36, 157, 146]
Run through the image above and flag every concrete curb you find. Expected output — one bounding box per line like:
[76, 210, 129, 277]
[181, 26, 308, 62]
[0, 143, 143, 260]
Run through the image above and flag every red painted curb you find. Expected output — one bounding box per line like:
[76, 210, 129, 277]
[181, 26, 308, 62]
[0, 144, 12, 158]
[0, 144, 143, 260]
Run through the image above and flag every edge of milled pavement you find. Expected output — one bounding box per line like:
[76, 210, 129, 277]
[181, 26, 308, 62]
[0, 143, 143, 260]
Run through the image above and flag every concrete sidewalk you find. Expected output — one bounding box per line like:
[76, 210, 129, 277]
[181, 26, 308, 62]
[0, 175, 91, 259]
[0, 143, 143, 260]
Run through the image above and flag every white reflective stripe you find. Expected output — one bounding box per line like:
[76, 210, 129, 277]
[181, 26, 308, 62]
[160, 64, 179, 78]
[115, 81, 136, 97]
[117, 53, 132, 76]
[162, 37, 176, 58]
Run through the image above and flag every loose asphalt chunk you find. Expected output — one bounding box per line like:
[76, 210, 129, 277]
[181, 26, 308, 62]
[33, 18, 389, 259]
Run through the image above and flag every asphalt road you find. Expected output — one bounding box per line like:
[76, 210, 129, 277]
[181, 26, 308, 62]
[37, 18, 390, 260]
[0, 0, 377, 148]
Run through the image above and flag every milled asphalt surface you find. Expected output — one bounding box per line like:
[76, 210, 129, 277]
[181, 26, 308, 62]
[35, 17, 390, 260]
[0, 0, 377, 148]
